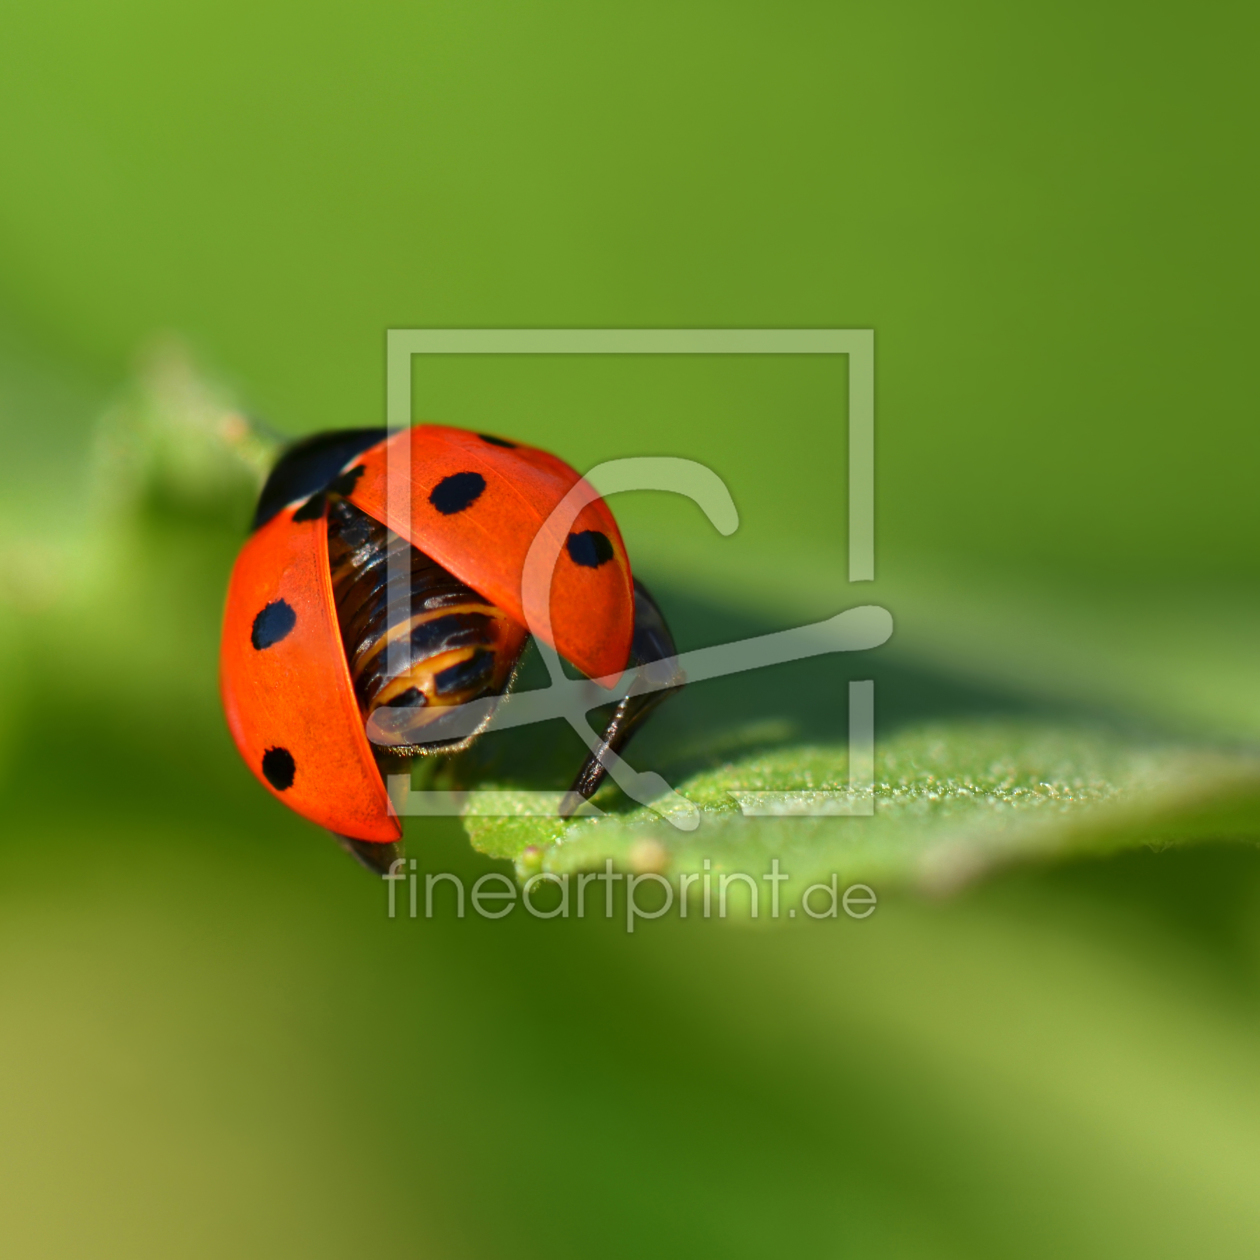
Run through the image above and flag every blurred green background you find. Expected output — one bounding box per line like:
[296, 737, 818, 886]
[1, 1, 1259, 1255]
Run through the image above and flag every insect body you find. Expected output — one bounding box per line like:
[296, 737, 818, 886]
[326, 497, 529, 749]
[220, 426, 681, 869]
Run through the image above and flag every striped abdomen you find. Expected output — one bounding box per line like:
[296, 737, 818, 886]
[326, 499, 527, 752]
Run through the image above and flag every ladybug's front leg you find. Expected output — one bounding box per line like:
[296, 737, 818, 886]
[560, 579, 684, 816]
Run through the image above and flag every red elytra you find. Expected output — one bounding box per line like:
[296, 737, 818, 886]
[220, 425, 635, 844]
[344, 427, 633, 680]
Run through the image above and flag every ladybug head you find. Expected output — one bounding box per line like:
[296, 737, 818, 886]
[251, 428, 387, 531]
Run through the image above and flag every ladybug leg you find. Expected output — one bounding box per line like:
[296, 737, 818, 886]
[561, 579, 684, 816]
[332, 833, 405, 875]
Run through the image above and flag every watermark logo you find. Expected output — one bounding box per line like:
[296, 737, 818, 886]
[377, 329, 890, 827]
[384, 857, 877, 930]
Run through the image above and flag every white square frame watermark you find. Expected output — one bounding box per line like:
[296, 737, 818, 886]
[387, 328, 874, 581]
[384, 328, 881, 822]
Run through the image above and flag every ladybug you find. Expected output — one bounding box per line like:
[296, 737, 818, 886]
[221, 425, 681, 870]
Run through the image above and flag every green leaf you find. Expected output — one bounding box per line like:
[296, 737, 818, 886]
[427, 571, 1260, 895]
[454, 722, 1260, 894]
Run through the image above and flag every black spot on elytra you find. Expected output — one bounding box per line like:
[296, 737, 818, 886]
[251, 599, 297, 650]
[327, 464, 366, 496]
[262, 746, 296, 791]
[385, 686, 424, 708]
[567, 530, 615, 568]
[478, 433, 517, 449]
[429, 471, 486, 515]
[292, 493, 326, 522]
